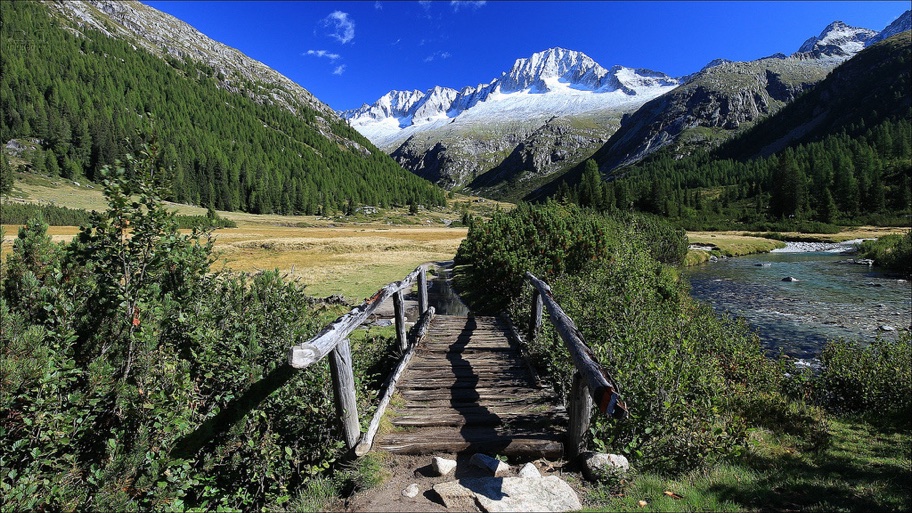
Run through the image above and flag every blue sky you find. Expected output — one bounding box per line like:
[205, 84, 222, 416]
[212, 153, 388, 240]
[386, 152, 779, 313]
[144, 1, 909, 112]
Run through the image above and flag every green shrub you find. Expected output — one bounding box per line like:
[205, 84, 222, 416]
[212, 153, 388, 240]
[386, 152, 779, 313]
[859, 231, 912, 277]
[0, 202, 92, 226]
[0, 142, 394, 510]
[817, 335, 912, 423]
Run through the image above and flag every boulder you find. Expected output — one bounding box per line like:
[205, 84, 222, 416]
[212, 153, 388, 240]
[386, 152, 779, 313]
[782, 276, 800, 282]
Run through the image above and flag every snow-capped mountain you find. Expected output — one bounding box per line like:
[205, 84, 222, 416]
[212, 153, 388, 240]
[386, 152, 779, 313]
[342, 48, 679, 151]
[797, 21, 877, 56]
[342, 13, 909, 198]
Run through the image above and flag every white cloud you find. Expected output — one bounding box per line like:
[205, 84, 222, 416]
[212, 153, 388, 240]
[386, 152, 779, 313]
[305, 50, 341, 60]
[424, 51, 452, 63]
[333, 65, 347, 75]
[450, 1, 485, 11]
[374, 1, 382, 10]
[321, 11, 355, 44]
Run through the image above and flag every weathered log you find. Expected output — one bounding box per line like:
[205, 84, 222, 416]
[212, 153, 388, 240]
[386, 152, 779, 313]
[329, 338, 360, 450]
[567, 372, 593, 459]
[288, 266, 421, 369]
[393, 290, 407, 352]
[525, 272, 628, 420]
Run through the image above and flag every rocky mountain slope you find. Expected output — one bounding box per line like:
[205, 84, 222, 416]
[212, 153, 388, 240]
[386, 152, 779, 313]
[3, 1, 446, 213]
[345, 13, 908, 201]
[530, 13, 910, 196]
[342, 47, 679, 197]
[46, 0, 365, 154]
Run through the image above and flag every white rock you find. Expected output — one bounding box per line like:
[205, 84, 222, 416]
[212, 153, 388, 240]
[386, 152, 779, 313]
[401, 483, 420, 498]
[434, 476, 581, 512]
[518, 462, 542, 479]
[432, 456, 458, 476]
[470, 453, 511, 477]
[581, 452, 630, 481]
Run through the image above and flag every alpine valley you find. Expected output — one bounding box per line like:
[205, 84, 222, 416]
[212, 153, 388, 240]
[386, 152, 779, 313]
[342, 11, 911, 202]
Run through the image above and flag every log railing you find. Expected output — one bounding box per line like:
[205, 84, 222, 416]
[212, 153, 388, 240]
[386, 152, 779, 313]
[524, 272, 629, 458]
[287, 265, 434, 455]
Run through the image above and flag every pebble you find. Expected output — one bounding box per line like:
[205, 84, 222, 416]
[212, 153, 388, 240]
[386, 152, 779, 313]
[401, 483, 420, 498]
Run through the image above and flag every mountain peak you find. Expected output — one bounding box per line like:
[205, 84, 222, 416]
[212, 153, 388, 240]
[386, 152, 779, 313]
[797, 20, 877, 56]
[499, 47, 605, 92]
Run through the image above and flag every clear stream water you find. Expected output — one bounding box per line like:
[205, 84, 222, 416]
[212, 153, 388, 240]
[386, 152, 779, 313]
[684, 242, 911, 360]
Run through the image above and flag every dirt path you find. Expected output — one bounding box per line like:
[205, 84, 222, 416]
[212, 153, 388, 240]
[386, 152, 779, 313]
[340, 453, 585, 512]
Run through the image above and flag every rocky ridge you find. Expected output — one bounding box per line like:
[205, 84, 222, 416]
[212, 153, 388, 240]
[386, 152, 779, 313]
[550, 13, 911, 188]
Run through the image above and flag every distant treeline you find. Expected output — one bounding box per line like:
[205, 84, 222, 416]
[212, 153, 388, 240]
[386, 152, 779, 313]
[1, 2, 446, 215]
[1, 202, 237, 229]
[564, 118, 912, 231]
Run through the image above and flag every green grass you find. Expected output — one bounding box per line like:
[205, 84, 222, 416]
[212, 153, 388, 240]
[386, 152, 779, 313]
[586, 417, 911, 512]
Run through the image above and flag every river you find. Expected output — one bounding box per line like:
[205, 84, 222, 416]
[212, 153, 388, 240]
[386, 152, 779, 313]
[685, 241, 911, 361]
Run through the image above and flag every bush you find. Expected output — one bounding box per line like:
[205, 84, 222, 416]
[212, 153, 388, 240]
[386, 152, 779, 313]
[0, 143, 393, 510]
[0, 202, 92, 225]
[817, 335, 912, 423]
[858, 231, 912, 277]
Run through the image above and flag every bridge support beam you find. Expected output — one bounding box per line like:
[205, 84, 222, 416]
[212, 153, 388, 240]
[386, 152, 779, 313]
[418, 266, 429, 315]
[567, 372, 592, 459]
[393, 290, 407, 352]
[329, 338, 360, 450]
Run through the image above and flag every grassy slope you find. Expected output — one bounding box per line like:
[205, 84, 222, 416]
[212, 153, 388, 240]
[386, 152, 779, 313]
[585, 417, 910, 512]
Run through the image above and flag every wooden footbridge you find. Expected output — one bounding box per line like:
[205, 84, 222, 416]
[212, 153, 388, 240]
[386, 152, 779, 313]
[288, 265, 627, 460]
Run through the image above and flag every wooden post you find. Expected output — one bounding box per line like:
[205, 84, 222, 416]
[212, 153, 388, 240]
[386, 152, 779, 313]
[567, 372, 592, 459]
[329, 338, 360, 450]
[393, 290, 407, 352]
[418, 266, 428, 315]
[529, 289, 543, 343]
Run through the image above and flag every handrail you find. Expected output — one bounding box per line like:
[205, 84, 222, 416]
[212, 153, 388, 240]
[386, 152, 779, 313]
[286, 264, 432, 452]
[524, 271, 628, 457]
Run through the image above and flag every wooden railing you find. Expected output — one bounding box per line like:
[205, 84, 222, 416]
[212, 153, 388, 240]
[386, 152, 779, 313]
[287, 265, 434, 456]
[524, 272, 628, 458]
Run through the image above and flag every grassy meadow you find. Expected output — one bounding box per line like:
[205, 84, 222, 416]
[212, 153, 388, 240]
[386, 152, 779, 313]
[3, 171, 515, 299]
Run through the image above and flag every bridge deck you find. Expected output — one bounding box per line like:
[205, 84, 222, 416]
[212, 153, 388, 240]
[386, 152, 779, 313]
[375, 315, 567, 459]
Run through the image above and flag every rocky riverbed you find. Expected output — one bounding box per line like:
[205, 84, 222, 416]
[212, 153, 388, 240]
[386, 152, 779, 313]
[686, 245, 911, 360]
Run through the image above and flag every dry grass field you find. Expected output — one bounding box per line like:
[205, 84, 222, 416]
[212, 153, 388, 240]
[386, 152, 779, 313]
[3, 172, 486, 300]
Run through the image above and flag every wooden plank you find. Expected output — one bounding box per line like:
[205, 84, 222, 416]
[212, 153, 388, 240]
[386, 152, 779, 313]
[567, 372, 592, 459]
[392, 412, 565, 428]
[418, 266, 428, 315]
[378, 424, 566, 458]
[529, 288, 543, 343]
[398, 387, 555, 401]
